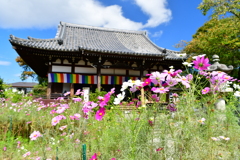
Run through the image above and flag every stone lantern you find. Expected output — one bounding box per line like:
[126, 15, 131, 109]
[207, 54, 233, 73]
[207, 55, 233, 118]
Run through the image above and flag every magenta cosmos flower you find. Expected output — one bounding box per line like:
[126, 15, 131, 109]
[202, 87, 210, 94]
[193, 56, 211, 70]
[90, 153, 97, 160]
[29, 131, 42, 140]
[95, 107, 106, 121]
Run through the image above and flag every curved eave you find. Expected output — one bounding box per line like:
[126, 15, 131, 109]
[10, 39, 165, 58]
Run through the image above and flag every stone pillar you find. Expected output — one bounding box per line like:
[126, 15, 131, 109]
[47, 83, 52, 99]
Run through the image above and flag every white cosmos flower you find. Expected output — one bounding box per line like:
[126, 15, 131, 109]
[182, 62, 193, 67]
[234, 91, 240, 97]
[192, 54, 206, 59]
[113, 92, 125, 105]
[121, 82, 130, 91]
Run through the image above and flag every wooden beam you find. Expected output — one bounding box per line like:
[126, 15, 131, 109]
[140, 68, 145, 107]
[47, 83, 52, 99]
[97, 65, 101, 91]
[70, 83, 74, 97]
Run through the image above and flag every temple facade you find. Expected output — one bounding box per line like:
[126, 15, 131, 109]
[9, 21, 186, 98]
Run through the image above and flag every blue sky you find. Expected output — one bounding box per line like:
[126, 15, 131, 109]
[0, 0, 210, 83]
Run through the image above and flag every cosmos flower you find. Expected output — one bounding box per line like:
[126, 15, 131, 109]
[23, 151, 31, 157]
[95, 107, 106, 121]
[234, 91, 240, 97]
[198, 118, 206, 124]
[219, 136, 230, 141]
[202, 87, 210, 94]
[142, 78, 151, 87]
[113, 92, 125, 105]
[182, 62, 193, 67]
[30, 131, 42, 140]
[151, 87, 169, 94]
[193, 56, 211, 70]
[90, 153, 97, 160]
[211, 137, 220, 141]
[70, 113, 81, 120]
[59, 125, 67, 131]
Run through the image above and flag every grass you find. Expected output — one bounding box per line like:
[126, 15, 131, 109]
[0, 90, 240, 160]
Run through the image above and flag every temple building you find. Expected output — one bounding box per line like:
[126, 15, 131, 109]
[9, 21, 186, 98]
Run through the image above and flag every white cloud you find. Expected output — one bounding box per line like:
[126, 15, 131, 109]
[0, 0, 171, 30]
[151, 30, 163, 37]
[134, 0, 172, 28]
[0, 61, 11, 66]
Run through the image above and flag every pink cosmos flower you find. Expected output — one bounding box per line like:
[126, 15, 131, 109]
[17, 141, 21, 148]
[3, 147, 6, 151]
[193, 56, 211, 70]
[59, 125, 67, 130]
[90, 153, 97, 160]
[74, 139, 80, 144]
[177, 75, 190, 88]
[149, 71, 165, 85]
[151, 87, 169, 94]
[52, 117, 61, 126]
[23, 151, 31, 157]
[50, 110, 57, 114]
[95, 107, 106, 121]
[172, 93, 178, 97]
[72, 97, 82, 102]
[64, 91, 71, 96]
[30, 131, 42, 140]
[202, 87, 210, 94]
[51, 115, 66, 126]
[151, 94, 160, 102]
[70, 113, 81, 120]
[82, 101, 98, 113]
[166, 77, 178, 87]
[111, 158, 116, 160]
[75, 89, 84, 96]
[198, 118, 206, 124]
[56, 107, 66, 114]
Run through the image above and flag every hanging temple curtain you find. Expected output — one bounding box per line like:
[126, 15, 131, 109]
[48, 73, 140, 85]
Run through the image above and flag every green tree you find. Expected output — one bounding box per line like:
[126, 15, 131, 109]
[184, 16, 240, 77]
[198, 0, 240, 19]
[15, 56, 36, 81]
[0, 77, 5, 97]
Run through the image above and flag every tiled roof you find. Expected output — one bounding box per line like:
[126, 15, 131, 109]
[9, 82, 38, 88]
[9, 21, 186, 59]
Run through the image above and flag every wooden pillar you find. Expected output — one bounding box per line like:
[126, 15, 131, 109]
[140, 69, 145, 107]
[47, 83, 52, 99]
[70, 83, 74, 97]
[97, 65, 101, 91]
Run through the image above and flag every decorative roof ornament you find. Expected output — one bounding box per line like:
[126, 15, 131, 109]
[207, 54, 233, 73]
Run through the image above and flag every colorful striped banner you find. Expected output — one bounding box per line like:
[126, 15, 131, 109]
[48, 73, 140, 85]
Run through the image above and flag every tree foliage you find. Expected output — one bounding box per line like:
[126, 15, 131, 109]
[184, 16, 240, 77]
[198, 0, 240, 19]
[184, 17, 240, 64]
[15, 56, 36, 81]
